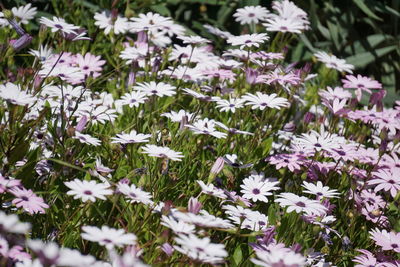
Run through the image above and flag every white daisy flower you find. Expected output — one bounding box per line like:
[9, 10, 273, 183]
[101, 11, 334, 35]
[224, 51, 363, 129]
[81, 225, 137, 249]
[242, 92, 289, 110]
[162, 110, 195, 122]
[233, 6, 270, 25]
[111, 130, 151, 144]
[115, 91, 148, 108]
[64, 179, 113, 202]
[0, 82, 36, 106]
[174, 234, 228, 264]
[73, 132, 101, 146]
[39, 16, 79, 35]
[12, 3, 37, 25]
[214, 97, 245, 113]
[161, 215, 195, 234]
[94, 11, 130, 35]
[117, 183, 153, 205]
[302, 181, 340, 199]
[227, 33, 269, 49]
[186, 118, 227, 139]
[240, 173, 280, 203]
[141, 145, 184, 161]
[134, 81, 176, 97]
[275, 192, 327, 216]
[0, 211, 30, 234]
[314, 51, 354, 73]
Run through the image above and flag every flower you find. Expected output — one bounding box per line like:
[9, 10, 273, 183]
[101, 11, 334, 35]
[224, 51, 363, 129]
[186, 118, 227, 139]
[11, 188, 49, 214]
[39, 16, 79, 35]
[29, 45, 53, 61]
[81, 225, 137, 249]
[75, 53, 105, 78]
[369, 228, 400, 253]
[302, 181, 340, 199]
[11, 4, 37, 25]
[161, 216, 195, 234]
[368, 168, 400, 198]
[73, 132, 101, 146]
[275, 192, 327, 216]
[251, 246, 306, 267]
[94, 11, 130, 35]
[292, 128, 344, 154]
[64, 179, 113, 202]
[178, 35, 210, 45]
[117, 183, 153, 205]
[111, 130, 151, 144]
[233, 6, 270, 25]
[242, 92, 289, 110]
[116, 91, 148, 108]
[173, 234, 228, 264]
[227, 33, 269, 49]
[263, 17, 306, 33]
[314, 51, 354, 73]
[162, 110, 195, 122]
[0, 82, 35, 106]
[141, 145, 184, 161]
[342, 74, 382, 101]
[240, 173, 279, 203]
[0, 211, 30, 234]
[134, 81, 176, 97]
[353, 249, 380, 267]
[214, 97, 245, 113]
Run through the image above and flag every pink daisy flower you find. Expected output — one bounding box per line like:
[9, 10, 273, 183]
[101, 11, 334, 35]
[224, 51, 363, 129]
[368, 168, 400, 198]
[342, 74, 382, 101]
[75, 52, 106, 78]
[10, 188, 49, 214]
[370, 228, 400, 253]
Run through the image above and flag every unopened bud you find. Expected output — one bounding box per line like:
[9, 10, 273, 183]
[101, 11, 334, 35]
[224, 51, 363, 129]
[76, 115, 88, 132]
[10, 34, 32, 51]
[188, 197, 202, 214]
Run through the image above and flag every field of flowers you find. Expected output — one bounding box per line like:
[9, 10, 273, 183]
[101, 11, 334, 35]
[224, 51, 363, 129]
[0, 1, 400, 266]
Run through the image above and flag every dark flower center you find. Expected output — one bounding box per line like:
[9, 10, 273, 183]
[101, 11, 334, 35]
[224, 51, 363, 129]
[248, 13, 255, 17]
[21, 196, 29, 201]
[83, 66, 89, 70]
[55, 24, 63, 29]
[102, 239, 112, 243]
[252, 189, 260, 195]
[84, 190, 92, 195]
[296, 201, 306, 207]
[388, 180, 395, 184]
[314, 143, 322, 148]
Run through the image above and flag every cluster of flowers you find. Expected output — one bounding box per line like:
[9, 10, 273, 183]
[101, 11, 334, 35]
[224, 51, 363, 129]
[0, 0, 399, 266]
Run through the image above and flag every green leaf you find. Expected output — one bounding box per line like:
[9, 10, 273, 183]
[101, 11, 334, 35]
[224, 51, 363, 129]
[150, 4, 171, 17]
[353, 0, 383, 21]
[346, 45, 398, 68]
[232, 245, 243, 266]
[47, 158, 88, 173]
[9, 141, 30, 165]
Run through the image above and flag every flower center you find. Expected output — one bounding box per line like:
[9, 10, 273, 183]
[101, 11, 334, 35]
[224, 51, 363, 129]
[296, 201, 306, 207]
[84, 190, 92, 195]
[252, 189, 260, 195]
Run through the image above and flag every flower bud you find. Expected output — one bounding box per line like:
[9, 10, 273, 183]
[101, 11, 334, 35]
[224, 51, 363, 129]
[75, 115, 88, 132]
[188, 197, 202, 214]
[10, 34, 32, 51]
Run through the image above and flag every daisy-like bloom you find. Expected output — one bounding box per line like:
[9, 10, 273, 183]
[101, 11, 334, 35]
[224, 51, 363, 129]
[202, 69, 236, 82]
[162, 110, 195, 122]
[314, 51, 354, 73]
[186, 118, 227, 139]
[203, 24, 234, 39]
[353, 249, 381, 267]
[0, 82, 35, 106]
[81, 225, 137, 249]
[75, 53, 105, 78]
[73, 132, 101, 146]
[11, 3, 37, 25]
[178, 35, 210, 45]
[368, 168, 400, 198]
[263, 17, 306, 33]
[173, 234, 228, 264]
[227, 33, 269, 49]
[240, 173, 280, 203]
[292, 128, 344, 154]
[39, 16, 79, 35]
[322, 98, 349, 116]
[0, 211, 30, 234]
[115, 91, 148, 109]
[174, 210, 234, 229]
[251, 246, 306, 267]
[275, 192, 327, 216]
[233, 6, 270, 25]
[161, 216, 195, 234]
[319, 86, 352, 101]
[342, 74, 382, 101]
[369, 228, 400, 253]
[129, 12, 172, 32]
[196, 180, 227, 199]
[302, 181, 340, 199]
[119, 44, 148, 65]
[0, 174, 21, 193]
[214, 97, 245, 113]
[64, 179, 113, 202]
[117, 182, 153, 205]
[134, 81, 176, 97]
[94, 11, 130, 35]
[267, 153, 306, 172]
[111, 130, 151, 144]
[10, 188, 49, 214]
[242, 92, 289, 110]
[141, 144, 184, 161]
[29, 45, 53, 62]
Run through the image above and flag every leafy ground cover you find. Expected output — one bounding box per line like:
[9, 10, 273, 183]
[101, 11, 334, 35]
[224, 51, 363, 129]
[0, 1, 400, 266]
